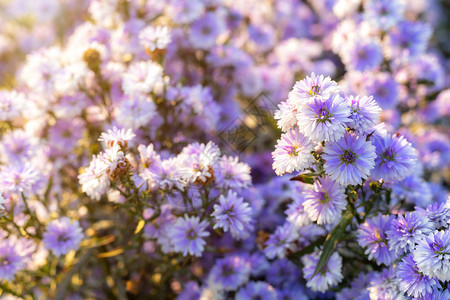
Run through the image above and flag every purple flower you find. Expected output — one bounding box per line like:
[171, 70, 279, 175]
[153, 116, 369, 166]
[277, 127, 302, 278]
[264, 223, 298, 259]
[122, 61, 163, 96]
[302, 249, 343, 293]
[342, 40, 383, 72]
[189, 12, 225, 50]
[386, 21, 431, 58]
[323, 132, 376, 186]
[0, 164, 40, 195]
[272, 128, 315, 176]
[386, 212, 434, 255]
[0, 236, 33, 281]
[415, 202, 450, 230]
[236, 281, 278, 300]
[207, 254, 251, 291]
[169, 215, 210, 257]
[367, 267, 403, 299]
[413, 230, 450, 282]
[371, 133, 417, 182]
[212, 191, 252, 239]
[285, 195, 311, 228]
[392, 175, 432, 208]
[266, 258, 300, 288]
[396, 254, 439, 298]
[357, 214, 398, 265]
[302, 177, 347, 225]
[215, 156, 252, 190]
[363, 0, 404, 30]
[177, 281, 200, 300]
[296, 95, 351, 143]
[365, 73, 398, 110]
[43, 217, 84, 257]
[345, 95, 381, 134]
[288, 73, 340, 104]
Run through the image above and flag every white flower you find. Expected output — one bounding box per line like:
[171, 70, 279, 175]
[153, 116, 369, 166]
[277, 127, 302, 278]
[122, 61, 163, 96]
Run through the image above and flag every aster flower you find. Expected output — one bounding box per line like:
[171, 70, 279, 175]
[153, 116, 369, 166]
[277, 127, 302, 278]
[392, 175, 432, 208]
[236, 281, 278, 300]
[302, 249, 343, 293]
[169, 215, 210, 257]
[296, 95, 351, 143]
[212, 191, 252, 239]
[272, 128, 315, 176]
[99, 126, 135, 150]
[0, 236, 34, 281]
[345, 95, 381, 134]
[142, 158, 185, 191]
[396, 254, 439, 298]
[139, 26, 171, 52]
[0, 90, 24, 121]
[215, 156, 251, 190]
[98, 143, 130, 181]
[137, 143, 161, 169]
[189, 12, 225, 50]
[364, 0, 404, 31]
[207, 254, 251, 291]
[365, 73, 398, 110]
[0, 195, 5, 211]
[43, 217, 84, 257]
[0, 130, 38, 163]
[0, 164, 40, 195]
[415, 202, 450, 230]
[114, 95, 157, 130]
[178, 141, 220, 185]
[386, 212, 434, 255]
[357, 214, 398, 265]
[302, 177, 347, 225]
[323, 132, 376, 186]
[285, 195, 311, 228]
[264, 223, 298, 259]
[78, 154, 110, 200]
[371, 133, 417, 182]
[386, 21, 431, 59]
[342, 39, 383, 72]
[367, 267, 403, 299]
[413, 230, 450, 282]
[266, 258, 300, 288]
[122, 61, 163, 96]
[288, 73, 340, 104]
[274, 99, 298, 132]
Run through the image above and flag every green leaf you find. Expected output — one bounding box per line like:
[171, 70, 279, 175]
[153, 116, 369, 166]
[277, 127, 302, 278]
[289, 174, 314, 184]
[312, 205, 354, 277]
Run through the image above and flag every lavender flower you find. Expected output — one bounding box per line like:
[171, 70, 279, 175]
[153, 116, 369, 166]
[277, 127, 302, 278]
[139, 26, 171, 52]
[42, 217, 84, 257]
[169, 215, 210, 257]
[274, 99, 298, 132]
[207, 254, 251, 291]
[285, 195, 311, 228]
[212, 191, 252, 239]
[302, 249, 343, 293]
[272, 128, 315, 176]
[189, 12, 225, 50]
[264, 223, 298, 259]
[357, 214, 398, 265]
[342, 40, 383, 72]
[0, 237, 33, 281]
[365, 73, 398, 110]
[215, 156, 251, 190]
[323, 132, 376, 186]
[345, 95, 381, 134]
[122, 61, 163, 96]
[236, 281, 278, 300]
[0, 164, 40, 195]
[367, 267, 403, 299]
[288, 73, 340, 104]
[302, 177, 347, 225]
[296, 95, 351, 143]
[364, 0, 404, 30]
[413, 230, 450, 282]
[396, 254, 439, 298]
[386, 212, 434, 255]
[371, 133, 417, 182]
[415, 202, 450, 230]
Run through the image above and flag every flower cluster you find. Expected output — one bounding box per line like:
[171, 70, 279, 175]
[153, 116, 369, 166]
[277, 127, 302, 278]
[0, 0, 448, 298]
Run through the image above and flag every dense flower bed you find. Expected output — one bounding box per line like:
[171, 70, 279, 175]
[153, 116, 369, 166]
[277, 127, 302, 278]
[0, 0, 449, 299]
